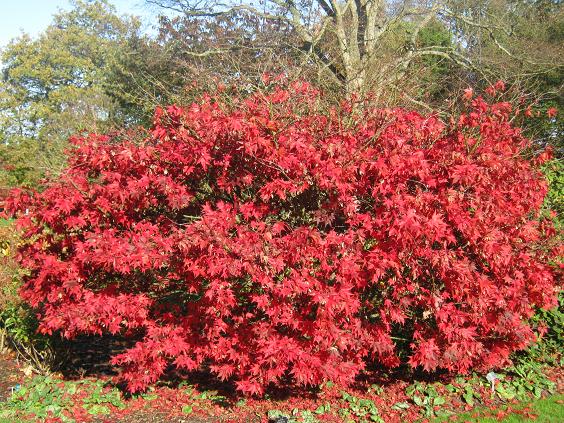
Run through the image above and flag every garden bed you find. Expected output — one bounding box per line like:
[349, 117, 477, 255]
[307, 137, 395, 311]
[0, 348, 561, 422]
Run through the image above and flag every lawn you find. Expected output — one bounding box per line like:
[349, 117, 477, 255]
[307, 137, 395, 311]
[437, 394, 564, 422]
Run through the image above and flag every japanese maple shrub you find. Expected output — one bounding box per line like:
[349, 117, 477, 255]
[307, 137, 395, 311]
[6, 82, 560, 394]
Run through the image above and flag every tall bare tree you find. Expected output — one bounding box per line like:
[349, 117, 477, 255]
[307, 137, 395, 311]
[145, 1, 562, 106]
[144, 1, 478, 95]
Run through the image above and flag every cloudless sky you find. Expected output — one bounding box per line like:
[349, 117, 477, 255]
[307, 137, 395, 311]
[0, 0, 155, 48]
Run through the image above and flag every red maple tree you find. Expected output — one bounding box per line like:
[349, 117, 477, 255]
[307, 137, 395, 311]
[6, 81, 560, 394]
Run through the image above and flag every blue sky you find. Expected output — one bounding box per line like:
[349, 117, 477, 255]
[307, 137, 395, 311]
[0, 0, 154, 48]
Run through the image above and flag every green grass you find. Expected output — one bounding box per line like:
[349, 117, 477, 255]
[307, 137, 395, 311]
[441, 394, 564, 422]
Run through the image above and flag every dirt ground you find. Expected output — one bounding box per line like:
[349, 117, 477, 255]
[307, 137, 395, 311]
[0, 351, 21, 403]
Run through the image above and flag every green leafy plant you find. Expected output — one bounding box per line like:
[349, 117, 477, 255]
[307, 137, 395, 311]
[267, 409, 292, 421]
[196, 389, 228, 406]
[314, 402, 331, 415]
[461, 384, 481, 407]
[81, 379, 125, 415]
[0, 223, 57, 373]
[339, 391, 384, 422]
[0, 375, 126, 422]
[181, 404, 193, 415]
[0, 376, 75, 421]
[493, 362, 556, 402]
[406, 382, 450, 418]
[541, 159, 563, 229]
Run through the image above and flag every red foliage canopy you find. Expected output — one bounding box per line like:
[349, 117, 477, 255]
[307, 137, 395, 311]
[6, 82, 559, 394]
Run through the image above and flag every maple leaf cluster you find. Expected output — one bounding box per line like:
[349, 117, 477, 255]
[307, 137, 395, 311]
[6, 81, 560, 394]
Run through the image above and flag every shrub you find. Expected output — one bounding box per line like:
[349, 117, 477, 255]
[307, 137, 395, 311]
[513, 159, 563, 367]
[6, 82, 560, 394]
[541, 159, 563, 230]
[0, 221, 56, 372]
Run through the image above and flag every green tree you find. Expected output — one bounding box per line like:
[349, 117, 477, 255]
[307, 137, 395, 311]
[446, 0, 563, 152]
[107, 10, 304, 123]
[0, 0, 140, 186]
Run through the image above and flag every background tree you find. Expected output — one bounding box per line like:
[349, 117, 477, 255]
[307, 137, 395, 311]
[142, 1, 484, 95]
[108, 8, 319, 119]
[447, 0, 563, 152]
[0, 0, 141, 186]
[144, 1, 562, 143]
[1, 0, 561, 189]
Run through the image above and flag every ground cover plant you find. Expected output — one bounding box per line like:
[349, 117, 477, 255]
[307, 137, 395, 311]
[5, 80, 561, 396]
[0, 365, 561, 422]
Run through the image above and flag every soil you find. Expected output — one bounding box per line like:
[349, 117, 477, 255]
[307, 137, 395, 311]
[0, 350, 22, 402]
